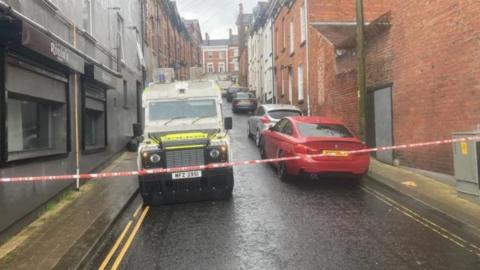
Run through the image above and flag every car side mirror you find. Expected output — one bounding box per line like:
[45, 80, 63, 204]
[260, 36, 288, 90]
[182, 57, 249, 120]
[269, 126, 275, 132]
[133, 123, 143, 137]
[224, 117, 233, 130]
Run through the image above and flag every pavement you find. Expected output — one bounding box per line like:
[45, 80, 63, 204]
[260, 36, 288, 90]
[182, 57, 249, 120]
[368, 158, 480, 236]
[0, 152, 139, 270]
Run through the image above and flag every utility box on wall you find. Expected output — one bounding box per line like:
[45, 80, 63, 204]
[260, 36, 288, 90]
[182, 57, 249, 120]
[452, 131, 480, 200]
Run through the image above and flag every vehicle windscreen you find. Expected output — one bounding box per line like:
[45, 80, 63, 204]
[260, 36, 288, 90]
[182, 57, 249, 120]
[148, 100, 217, 121]
[235, 93, 254, 99]
[296, 123, 353, 138]
[267, 110, 301, 120]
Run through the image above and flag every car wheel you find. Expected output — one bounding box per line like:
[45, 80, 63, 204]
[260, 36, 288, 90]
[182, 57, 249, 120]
[277, 151, 292, 182]
[259, 137, 267, 159]
[248, 125, 253, 139]
[255, 130, 261, 147]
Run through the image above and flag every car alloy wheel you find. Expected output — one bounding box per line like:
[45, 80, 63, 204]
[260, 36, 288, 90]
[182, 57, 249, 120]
[277, 152, 290, 182]
[259, 138, 266, 159]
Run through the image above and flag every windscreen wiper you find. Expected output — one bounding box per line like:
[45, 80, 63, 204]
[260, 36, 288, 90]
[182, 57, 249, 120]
[164, 116, 185, 126]
[190, 116, 210, 124]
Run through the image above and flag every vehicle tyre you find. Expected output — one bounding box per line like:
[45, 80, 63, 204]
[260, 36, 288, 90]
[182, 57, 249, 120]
[277, 151, 292, 182]
[140, 192, 154, 206]
[259, 137, 267, 159]
[248, 126, 253, 139]
[218, 173, 234, 200]
[255, 130, 261, 147]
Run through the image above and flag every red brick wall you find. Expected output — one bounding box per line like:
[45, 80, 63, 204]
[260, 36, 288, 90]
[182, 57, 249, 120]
[390, 0, 480, 174]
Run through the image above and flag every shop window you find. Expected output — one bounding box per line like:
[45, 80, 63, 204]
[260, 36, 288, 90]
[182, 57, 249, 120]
[4, 59, 68, 162]
[83, 81, 107, 152]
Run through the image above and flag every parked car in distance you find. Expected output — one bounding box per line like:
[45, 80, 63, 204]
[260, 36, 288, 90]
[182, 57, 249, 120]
[259, 116, 369, 181]
[247, 104, 302, 146]
[226, 86, 249, 102]
[232, 92, 257, 113]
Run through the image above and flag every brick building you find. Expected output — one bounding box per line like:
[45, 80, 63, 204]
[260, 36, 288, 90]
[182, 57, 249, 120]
[201, 30, 239, 80]
[237, 4, 253, 87]
[143, 0, 202, 80]
[311, 0, 480, 176]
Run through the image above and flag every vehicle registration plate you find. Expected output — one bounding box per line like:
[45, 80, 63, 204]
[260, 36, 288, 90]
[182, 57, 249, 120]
[322, 150, 349, 157]
[172, 171, 202, 179]
[239, 100, 251, 105]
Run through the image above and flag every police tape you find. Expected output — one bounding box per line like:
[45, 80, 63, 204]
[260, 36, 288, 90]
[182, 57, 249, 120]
[0, 136, 479, 183]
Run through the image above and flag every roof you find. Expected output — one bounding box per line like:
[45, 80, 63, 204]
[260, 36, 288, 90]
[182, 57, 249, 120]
[289, 116, 345, 125]
[311, 12, 391, 49]
[144, 80, 220, 101]
[202, 35, 239, 47]
[261, 104, 302, 111]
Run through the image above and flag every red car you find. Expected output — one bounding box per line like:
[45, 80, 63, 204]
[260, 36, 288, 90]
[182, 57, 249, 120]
[259, 116, 369, 181]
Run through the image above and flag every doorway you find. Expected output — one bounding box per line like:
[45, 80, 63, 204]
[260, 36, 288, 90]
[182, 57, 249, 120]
[367, 86, 393, 164]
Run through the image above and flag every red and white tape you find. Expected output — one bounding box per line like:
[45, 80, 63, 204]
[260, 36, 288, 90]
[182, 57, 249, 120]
[0, 136, 478, 183]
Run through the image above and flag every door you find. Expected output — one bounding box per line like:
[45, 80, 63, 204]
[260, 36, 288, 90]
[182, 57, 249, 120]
[266, 119, 288, 158]
[136, 81, 143, 126]
[367, 86, 393, 164]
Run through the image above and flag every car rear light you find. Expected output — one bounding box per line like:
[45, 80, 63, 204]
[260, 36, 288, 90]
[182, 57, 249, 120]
[233, 100, 239, 106]
[260, 116, 270, 124]
[294, 144, 319, 154]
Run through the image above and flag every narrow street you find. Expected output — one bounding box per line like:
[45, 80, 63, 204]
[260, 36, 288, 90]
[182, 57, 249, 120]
[85, 101, 480, 270]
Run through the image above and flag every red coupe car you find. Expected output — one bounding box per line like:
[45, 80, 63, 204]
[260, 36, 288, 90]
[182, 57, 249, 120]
[259, 116, 369, 181]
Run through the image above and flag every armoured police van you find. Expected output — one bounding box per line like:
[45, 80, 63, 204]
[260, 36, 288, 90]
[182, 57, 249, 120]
[136, 80, 234, 205]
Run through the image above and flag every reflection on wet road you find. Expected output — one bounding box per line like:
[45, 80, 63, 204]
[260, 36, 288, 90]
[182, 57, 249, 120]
[86, 100, 480, 270]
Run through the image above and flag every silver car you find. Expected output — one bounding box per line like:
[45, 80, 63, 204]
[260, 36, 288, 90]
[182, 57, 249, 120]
[247, 104, 303, 146]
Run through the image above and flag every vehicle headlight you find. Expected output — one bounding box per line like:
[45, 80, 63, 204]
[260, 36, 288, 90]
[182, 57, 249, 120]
[149, 154, 161, 163]
[209, 149, 221, 159]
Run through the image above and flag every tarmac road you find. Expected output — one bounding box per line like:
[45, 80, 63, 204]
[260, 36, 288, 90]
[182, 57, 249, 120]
[85, 100, 480, 270]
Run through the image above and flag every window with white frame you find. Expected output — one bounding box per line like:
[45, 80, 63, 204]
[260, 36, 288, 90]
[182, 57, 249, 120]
[83, 0, 94, 35]
[219, 62, 225, 73]
[288, 68, 293, 103]
[290, 19, 295, 54]
[300, 4, 306, 43]
[282, 18, 286, 50]
[117, 14, 125, 64]
[298, 64, 304, 101]
[207, 63, 214, 73]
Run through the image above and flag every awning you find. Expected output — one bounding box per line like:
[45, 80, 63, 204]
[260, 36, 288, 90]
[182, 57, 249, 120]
[310, 21, 366, 49]
[311, 14, 390, 49]
[85, 64, 119, 89]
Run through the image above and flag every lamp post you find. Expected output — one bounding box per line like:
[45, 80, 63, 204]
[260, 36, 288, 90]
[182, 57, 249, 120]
[356, 0, 366, 141]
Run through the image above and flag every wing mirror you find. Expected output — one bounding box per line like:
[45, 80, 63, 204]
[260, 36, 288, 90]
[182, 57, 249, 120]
[268, 126, 275, 131]
[224, 117, 233, 130]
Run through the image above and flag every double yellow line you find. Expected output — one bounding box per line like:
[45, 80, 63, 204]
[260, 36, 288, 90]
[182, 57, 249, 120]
[99, 204, 150, 270]
[362, 186, 480, 257]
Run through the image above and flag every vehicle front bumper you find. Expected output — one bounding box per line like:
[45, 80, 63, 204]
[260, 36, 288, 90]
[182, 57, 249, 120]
[139, 167, 234, 203]
[233, 104, 257, 111]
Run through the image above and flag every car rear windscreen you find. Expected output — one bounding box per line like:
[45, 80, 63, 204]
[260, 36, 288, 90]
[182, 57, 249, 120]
[297, 123, 353, 138]
[235, 93, 254, 99]
[267, 110, 301, 119]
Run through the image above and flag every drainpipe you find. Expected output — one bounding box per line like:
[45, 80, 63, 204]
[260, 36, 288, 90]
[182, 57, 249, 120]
[73, 25, 80, 191]
[305, 0, 311, 115]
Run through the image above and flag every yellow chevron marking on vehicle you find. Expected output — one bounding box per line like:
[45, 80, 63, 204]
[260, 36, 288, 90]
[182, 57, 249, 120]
[164, 144, 205, 150]
[161, 132, 208, 142]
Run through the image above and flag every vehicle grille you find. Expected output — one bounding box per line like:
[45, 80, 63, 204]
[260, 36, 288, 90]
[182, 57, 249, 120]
[165, 149, 205, 168]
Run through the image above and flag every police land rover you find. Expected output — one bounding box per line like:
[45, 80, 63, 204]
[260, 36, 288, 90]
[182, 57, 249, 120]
[136, 79, 234, 205]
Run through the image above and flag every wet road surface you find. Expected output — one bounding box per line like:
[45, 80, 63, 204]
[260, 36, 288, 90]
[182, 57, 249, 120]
[85, 101, 480, 270]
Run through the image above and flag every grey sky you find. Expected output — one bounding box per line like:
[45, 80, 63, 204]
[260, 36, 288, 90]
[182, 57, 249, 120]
[175, 0, 260, 39]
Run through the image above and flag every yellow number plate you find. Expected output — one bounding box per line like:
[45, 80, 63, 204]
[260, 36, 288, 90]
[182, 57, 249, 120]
[322, 150, 349, 157]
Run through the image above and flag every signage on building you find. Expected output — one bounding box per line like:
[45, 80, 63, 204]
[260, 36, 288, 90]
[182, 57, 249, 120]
[92, 65, 117, 89]
[21, 23, 84, 73]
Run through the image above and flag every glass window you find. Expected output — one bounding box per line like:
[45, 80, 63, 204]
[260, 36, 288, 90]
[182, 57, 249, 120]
[273, 119, 288, 132]
[83, 0, 93, 34]
[117, 14, 125, 63]
[149, 99, 217, 121]
[267, 110, 301, 120]
[207, 63, 214, 73]
[123, 80, 128, 109]
[7, 96, 67, 161]
[296, 123, 353, 138]
[300, 4, 306, 42]
[234, 92, 254, 99]
[290, 19, 294, 54]
[281, 121, 293, 135]
[298, 64, 304, 100]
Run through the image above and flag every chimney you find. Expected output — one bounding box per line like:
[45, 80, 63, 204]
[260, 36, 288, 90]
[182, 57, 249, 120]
[205, 32, 210, 45]
[239, 3, 243, 15]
